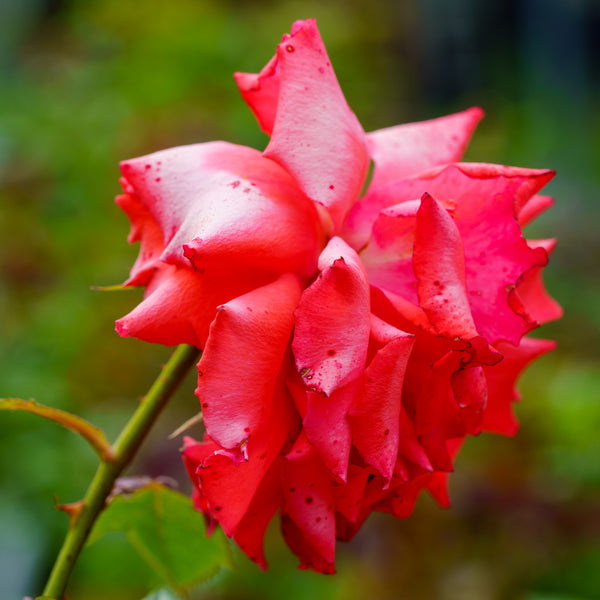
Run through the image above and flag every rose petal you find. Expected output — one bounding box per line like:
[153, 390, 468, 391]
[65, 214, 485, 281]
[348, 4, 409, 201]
[281, 432, 336, 573]
[232, 458, 284, 569]
[451, 366, 488, 436]
[340, 107, 483, 249]
[181, 437, 220, 535]
[348, 326, 415, 484]
[381, 164, 553, 344]
[370, 285, 436, 336]
[195, 360, 298, 536]
[358, 200, 420, 302]
[121, 141, 322, 278]
[514, 239, 563, 325]
[303, 379, 359, 482]
[367, 107, 484, 190]
[234, 54, 280, 135]
[414, 193, 478, 340]
[115, 262, 272, 348]
[414, 349, 466, 470]
[293, 237, 370, 396]
[482, 338, 556, 435]
[116, 192, 165, 286]
[263, 19, 369, 231]
[198, 273, 302, 449]
[518, 194, 554, 227]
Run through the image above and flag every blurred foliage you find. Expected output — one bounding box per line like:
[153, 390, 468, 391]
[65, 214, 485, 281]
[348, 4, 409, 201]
[88, 483, 232, 595]
[0, 0, 598, 599]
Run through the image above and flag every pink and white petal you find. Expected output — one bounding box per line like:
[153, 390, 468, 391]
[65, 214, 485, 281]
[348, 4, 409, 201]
[293, 237, 370, 395]
[281, 432, 336, 573]
[348, 330, 415, 484]
[121, 142, 322, 278]
[513, 239, 563, 325]
[233, 19, 306, 135]
[482, 338, 556, 435]
[263, 19, 369, 231]
[366, 107, 484, 190]
[198, 274, 302, 450]
[303, 379, 360, 482]
[414, 194, 478, 340]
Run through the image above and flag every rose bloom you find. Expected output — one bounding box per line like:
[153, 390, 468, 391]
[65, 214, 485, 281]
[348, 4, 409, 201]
[115, 19, 561, 573]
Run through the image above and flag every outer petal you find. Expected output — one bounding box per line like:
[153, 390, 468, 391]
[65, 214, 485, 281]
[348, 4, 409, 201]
[115, 262, 270, 348]
[518, 194, 554, 227]
[198, 273, 303, 450]
[366, 107, 484, 189]
[281, 432, 336, 573]
[348, 323, 415, 484]
[293, 237, 370, 395]
[232, 458, 284, 569]
[263, 19, 369, 231]
[181, 437, 219, 535]
[195, 356, 298, 537]
[116, 191, 165, 287]
[513, 239, 563, 325]
[234, 54, 280, 135]
[482, 338, 556, 435]
[121, 141, 322, 278]
[233, 20, 306, 135]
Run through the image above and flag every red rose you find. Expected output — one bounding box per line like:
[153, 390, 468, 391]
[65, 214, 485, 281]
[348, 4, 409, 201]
[117, 19, 561, 573]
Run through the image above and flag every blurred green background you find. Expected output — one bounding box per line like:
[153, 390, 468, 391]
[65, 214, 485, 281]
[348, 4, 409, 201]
[1, 0, 599, 599]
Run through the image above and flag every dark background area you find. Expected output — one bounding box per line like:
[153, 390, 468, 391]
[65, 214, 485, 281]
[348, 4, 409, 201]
[1, 1, 599, 598]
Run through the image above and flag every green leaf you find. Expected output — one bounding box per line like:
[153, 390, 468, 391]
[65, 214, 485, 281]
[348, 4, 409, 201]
[89, 483, 231, 597]
[0, 398, 114, 461]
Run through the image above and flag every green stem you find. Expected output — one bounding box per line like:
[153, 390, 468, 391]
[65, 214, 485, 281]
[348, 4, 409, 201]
[42, 344, 201, 600]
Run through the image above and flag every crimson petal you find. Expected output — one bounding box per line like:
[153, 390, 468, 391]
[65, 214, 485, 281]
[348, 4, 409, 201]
[198, 274, 302, 449]
[349, 323, 415, 484]
[293, 237, 370, 396]
[414, 193, 478, 340]
[281, 432, 336, 573]
[482, 338, 556, 435]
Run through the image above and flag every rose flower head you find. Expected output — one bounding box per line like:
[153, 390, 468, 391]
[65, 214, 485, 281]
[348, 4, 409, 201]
[115, 19, 561, 573]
